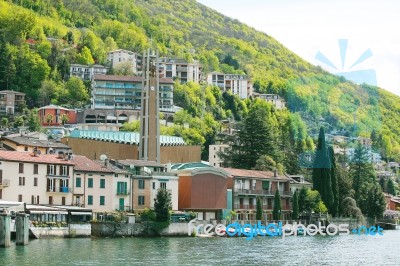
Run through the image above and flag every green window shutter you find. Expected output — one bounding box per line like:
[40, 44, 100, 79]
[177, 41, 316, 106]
[124, 182, 127, 194]
[100, 196, 105, 205]
[100, 179, 105, 188]
[88, 195, 93, 205]
[76, 177, 81, 188]
[88, 178, 93, 188]
[262, 181, 270, 189]
[117, 182, 121, 194]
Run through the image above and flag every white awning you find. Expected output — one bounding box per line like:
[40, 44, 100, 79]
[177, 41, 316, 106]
[29, 210, 68, 215]
[70, 212, 92, 216]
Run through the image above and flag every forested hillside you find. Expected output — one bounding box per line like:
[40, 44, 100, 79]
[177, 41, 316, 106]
[0, 0, 400, 161]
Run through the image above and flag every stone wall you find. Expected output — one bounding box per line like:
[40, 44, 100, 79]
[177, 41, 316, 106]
[91, 222, 189, 237]
[30, 224, 91, 238]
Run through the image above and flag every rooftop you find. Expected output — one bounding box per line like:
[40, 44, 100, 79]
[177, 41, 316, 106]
[0, 150, 75, 165]
[171, 162, 210, 170]
[223, 168, 290, 180]
[2, 135, 71, 149]
[72, 155, 113, 173]
[116, 159, 165, 168]
[69, 130, 186, 146]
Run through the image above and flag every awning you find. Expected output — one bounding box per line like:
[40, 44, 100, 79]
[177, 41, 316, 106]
[29, 210, 68, 215]
[70, 212, 92, 216]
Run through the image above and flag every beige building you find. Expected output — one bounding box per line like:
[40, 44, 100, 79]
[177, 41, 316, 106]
[158, 58, 202, 84]
[253, 93, 286, 109]
[0, 150, 75, 205]
[113, 159, 179, 211]
[206, 72, 251, 99]
[209, 144, 229, 167]
[0, 90, 25, 114]
[70, 64, 108, 81]
[107, 49, 141, 74]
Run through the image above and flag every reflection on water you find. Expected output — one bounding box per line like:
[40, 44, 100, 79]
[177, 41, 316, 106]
[1, 230, 400, 265]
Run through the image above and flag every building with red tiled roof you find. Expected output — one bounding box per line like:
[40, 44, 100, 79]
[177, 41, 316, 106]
[222, 167, 292, 220]
[38, 105, 77, 126]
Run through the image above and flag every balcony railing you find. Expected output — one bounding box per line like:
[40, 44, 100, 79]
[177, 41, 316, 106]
[47, 186, 71, 193]
[115, 205, 131, 211]
[234, 188, 292, 196]
[0, 179, 10, 188]
[116, 190, 130, 195]
[233, 204, 290, 210]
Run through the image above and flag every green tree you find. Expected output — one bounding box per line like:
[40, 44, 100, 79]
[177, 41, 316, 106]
[379, 178, 387, 192]
[342, 197, 364, 219]
[337, 166, 354, 216]
[256, 197, 262, 220]
[292, 190, 299, 220]
[367, 184, 386, 220]
[113, 61, 134, 76]
[27, 108, 41, 131]
[255, 155, 276, 171]
[272, 189, 281, 220]
[1, 117, 9, 129]
[60, 114, 70, 125]
[386, 178, 397, 196]
[329, 146, 339, 216]
[65, 77, 89, 107]
[298, 186, 308, 213]
[76, 46, 94, 65]
[312, 127, 334, 213]
[154, 188, 172, 223]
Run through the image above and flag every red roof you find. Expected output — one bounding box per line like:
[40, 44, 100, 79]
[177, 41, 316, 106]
[93, 74, 174, 84]
[72, 155, 113, 173]
[222, 168, 289, 180]
[0, 151, 74, 165]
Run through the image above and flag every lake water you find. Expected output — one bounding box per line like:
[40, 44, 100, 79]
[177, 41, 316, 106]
[1, 230, 400, 265]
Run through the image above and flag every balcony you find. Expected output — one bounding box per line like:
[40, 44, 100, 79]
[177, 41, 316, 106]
[234, 188, 292, 196]
[0, 179, 10, 188]
[116, 190, 130, 195]
[47, 186, 71, 193]
[233, 204, 289, 210]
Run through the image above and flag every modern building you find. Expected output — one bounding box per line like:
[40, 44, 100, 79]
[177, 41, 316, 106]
[38, 105, 78, 126]
[206, 72, 251, 99]
[0, 90, 25, 114]
[223, 168, 293, 220]
[208, 144, 229, 167]
[158, 58, 202, 83]
[110, 159, 179, 211]
[62, 129, 201, 164]
[69, 64, 108, 81]
[107, 49, 141, 74]
[173, 164, 231, 221]
[91, 75, 174, 112]
[253, 93, 286, 109]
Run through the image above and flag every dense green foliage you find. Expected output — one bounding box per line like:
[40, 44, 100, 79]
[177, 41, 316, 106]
[256, 197, 262, 220]
[1, 0, 400, 160]
[154, 188, 172, 223]
[292, 190, 299, 220]
[272, 189, 281, 220]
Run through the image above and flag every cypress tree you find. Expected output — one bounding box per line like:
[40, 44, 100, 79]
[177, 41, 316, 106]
[256, 197, 263, 220]
[329, 146, 339, 216]
[312, 127, 334, 213]
[379, 178, 386, 192]
[367, 184, 386, 220]
[292, 190, 299, 220]
[298, 186, 308, 213]
[273, 189, 282, 220]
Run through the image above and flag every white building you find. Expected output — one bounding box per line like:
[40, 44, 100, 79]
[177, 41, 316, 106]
[70, 64, 108, 81]
[346, 148, 382, 165]
[158, 58, 202, 84]
[253, 93, 286, 109]
[107, 49, 141, 74]
[209, 144, 229, 167]
[206, 72, 250, 99]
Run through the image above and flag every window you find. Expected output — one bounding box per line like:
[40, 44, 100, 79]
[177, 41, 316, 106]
[33, 164, 38, 174]
[138, 179, 144, 189]
[18, 194, 22, 202]
[88, 178, 93, 188]
[19, 176, 25, 186]
[152, 182, 156, 189]
[100, 196, 105, 206]
[262, 181, 270, 190]
[138, 196, 145, 206]
[114, 174, 119, 177]
[88, 195, 93, 205]
[36, 196, 39, 204]
[76, 177, 81, 188]
[48, 165, 55, 175]
[19, 163, 24, 173]
[60, 165, 68, 176]
[0, 189, 2, 199]
[49, 196, 53, 205]
[160, 182, 167, 189]
[117, 182, 128, 195]
[100, 179, 105, 188]
[34, 177, 38, 186]
[62, 197, 66, 205]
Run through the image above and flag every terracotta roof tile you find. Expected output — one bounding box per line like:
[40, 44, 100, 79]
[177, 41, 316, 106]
[0, 150, 74, 165]
[71, 155, 113, 173]
[222, 168, 289, 180]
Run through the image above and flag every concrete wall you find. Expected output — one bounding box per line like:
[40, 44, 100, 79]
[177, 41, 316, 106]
[30, 224, 91, 238]
[91, 222, 188, 237]
[61, 138, 201, 163]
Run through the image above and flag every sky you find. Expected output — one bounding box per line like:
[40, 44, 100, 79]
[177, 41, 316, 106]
[197, 0, 400, 95]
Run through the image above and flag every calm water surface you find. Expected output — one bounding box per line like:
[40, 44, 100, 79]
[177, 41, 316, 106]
[1, 230, 400, 265]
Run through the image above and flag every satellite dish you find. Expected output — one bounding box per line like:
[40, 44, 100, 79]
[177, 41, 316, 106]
[100, 154, 108, 161]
